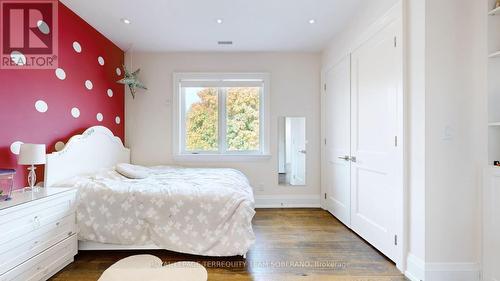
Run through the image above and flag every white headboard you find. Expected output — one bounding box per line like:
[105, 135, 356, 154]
[45, 126, 130, 187]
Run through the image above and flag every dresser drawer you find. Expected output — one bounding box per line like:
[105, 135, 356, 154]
[0, 192, 75, 244]
[0, 234, 77, 281]
[0, 214, 76, 275]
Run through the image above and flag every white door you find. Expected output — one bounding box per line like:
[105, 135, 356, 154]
[350, 18, 403, 262]
[289, 117, 306, 185]
[324, 56, 351, 226]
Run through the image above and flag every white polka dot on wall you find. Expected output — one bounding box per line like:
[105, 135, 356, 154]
[10, 141, 23, 155]
[107, 89, 113, 97]
[116, 67, 122, 76]
[72, 41, 82, 53]
[96, 113, 103, 122]
[10, 51, 26, 65]
[115, 116, 121, 124]
[37, 20, 50, 35]
[71, 107, 80, 118]
[35, 100, 48, 113]
[98, 56, 105, 66]
[85, 80, 93, 90]
[55, 141, 65, 151]
[55, 68, 66, 80]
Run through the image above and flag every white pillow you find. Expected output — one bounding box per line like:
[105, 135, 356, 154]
[115, 163, 150, 179]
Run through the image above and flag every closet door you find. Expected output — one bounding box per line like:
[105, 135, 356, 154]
[324, 56, 351, 226]
[350, 18, 403, 262]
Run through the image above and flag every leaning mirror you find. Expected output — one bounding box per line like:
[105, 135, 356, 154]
[278, 117, 306, 186]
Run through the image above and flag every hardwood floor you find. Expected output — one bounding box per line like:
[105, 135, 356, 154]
[50, 209, 406, 281]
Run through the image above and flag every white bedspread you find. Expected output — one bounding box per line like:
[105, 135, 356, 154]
[61, 166, 256, 256]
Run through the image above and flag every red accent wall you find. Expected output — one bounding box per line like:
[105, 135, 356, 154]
[0, 3, 124, 188]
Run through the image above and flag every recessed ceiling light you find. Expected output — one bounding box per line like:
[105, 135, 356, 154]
[216, 19, 223, 24]
[121, 18, 131, 24]
[309, 19, 316, 24]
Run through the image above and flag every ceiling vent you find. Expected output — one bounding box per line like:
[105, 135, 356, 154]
[218, 41, 233, 45]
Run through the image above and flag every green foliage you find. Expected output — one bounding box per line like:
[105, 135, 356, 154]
[226, 87, 260, 151]
[185, 87, 260, 151]
[186, 88, 218, 151]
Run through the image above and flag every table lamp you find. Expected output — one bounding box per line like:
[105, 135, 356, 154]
[18, 144, 46, 191]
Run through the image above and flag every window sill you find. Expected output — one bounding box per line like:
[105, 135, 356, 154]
[173, 154, 272, 162]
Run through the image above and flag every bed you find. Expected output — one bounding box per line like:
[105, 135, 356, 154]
[44, 126, 256, 257]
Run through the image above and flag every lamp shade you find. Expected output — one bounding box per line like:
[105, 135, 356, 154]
[18, 144, 46, 165]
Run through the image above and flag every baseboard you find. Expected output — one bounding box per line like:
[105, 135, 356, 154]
[405, 257, 481, 281]
[254, 194, 321, 208]
[425, 262, 481, 281]
[405, 253, 425, 281]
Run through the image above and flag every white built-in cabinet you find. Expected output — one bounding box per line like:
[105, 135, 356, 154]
[484, 2, 500, 281]
[483, 167, 500, 281]
[321, 3, 404, 268]
[489, 3, 500, 164]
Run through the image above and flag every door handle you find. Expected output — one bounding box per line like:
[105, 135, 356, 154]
[299, 150, 307, 154]
[338, 155, 350, 161]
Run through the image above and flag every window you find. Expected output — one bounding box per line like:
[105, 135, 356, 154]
[173, 73, 270, 160]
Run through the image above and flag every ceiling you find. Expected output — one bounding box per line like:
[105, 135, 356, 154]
[61, 0, 363, 52]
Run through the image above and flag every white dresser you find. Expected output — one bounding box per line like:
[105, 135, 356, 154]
[0, 188, 77, 281]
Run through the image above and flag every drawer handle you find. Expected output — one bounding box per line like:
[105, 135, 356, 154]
[33, 216, 41, 227]
[68, 231, 73, 236]
[56, 222, 61, 226]
[30, 240, 39, 250]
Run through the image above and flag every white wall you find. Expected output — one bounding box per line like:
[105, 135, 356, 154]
[405, 0, 426, 278]
[424, 0, 487, 276]
[322, 0, 400, 67]
[125, 52, 321, 203]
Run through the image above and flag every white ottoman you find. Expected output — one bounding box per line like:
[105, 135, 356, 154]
[98, 255, 208, 281]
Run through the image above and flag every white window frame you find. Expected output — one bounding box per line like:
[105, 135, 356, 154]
[173, 73, 271, 162]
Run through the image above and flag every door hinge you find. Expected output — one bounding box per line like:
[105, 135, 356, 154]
[324, 193, 327, 200]
[324, 84, 327, 91]
[394, 36, 397, 48]
[324, 138, 327, 145]
[394, 235, 398, 246]
[394, 136, 398, 147]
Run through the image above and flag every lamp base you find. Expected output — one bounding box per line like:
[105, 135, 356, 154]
[23, 186, 41, 192]
[24, 165, 40, 193]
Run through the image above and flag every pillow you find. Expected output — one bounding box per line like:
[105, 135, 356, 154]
[115, 163, 150, 179]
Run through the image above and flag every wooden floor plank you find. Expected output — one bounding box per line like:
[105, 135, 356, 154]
[49, 209, 407, 281]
